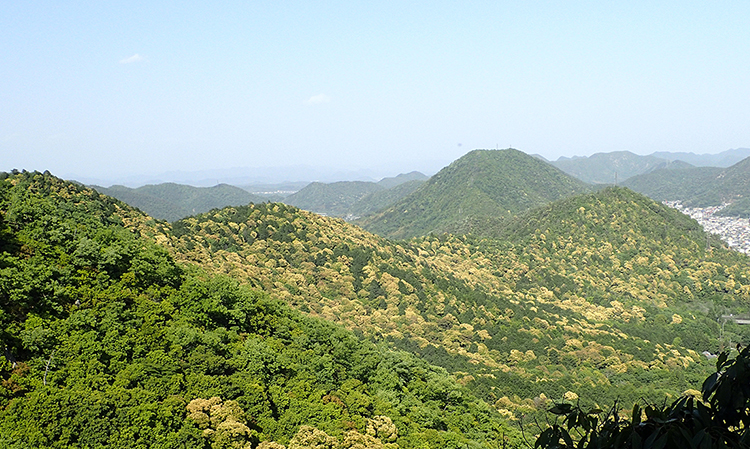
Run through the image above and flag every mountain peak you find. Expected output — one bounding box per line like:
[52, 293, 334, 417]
[358, 149, 590, 239]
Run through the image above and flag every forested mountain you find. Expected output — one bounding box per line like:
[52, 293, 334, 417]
[6, 169, 750, 449]
[282, 173, 429, 219]
[486, 186, 709, 243]
[376, 172, 429, 189]
[550, 148, 750, 186]
[358, 149, 591, 239]
[688, 156, 750, 214]
[347, 180, 426, 218]
[622, 166, 722, 202]
[91, 172, 430, 225]
[142, 183, 750, 425]
[283, 181, 384, 217]
[0, 171, 519, 448]
[623, 156, 750, 217]
[93, 182, 264, 222]
[550, 151, 686, 184]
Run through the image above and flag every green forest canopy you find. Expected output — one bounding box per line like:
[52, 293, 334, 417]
[4, 170, 750, 448]
[0, 171, 518, 448]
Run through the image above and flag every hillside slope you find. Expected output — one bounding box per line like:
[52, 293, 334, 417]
[377, 171, 429, 189]
[14, 170, 750, 440]
[146, 186, 750, 419]
[283, 181, 384, 217]
[94, 182, 263, 222]
[551, 151, 682, 184]
[358, 149, 590, 239]
[690, 156, 750, 211]
[348, 179, 426, 218]
[0, 171, 519, 448]
[623, 156, 750, 216]
[621, 166, 722, 202]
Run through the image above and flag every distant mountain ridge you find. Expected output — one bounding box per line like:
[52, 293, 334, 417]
[551, 151, 689, 184]
[93, 182, 264, 222]
[68, 161, 446, 188]
[650, 147, 750, 167]
[282, 172, 428, 218]
[550, 148, 750, 186]
[624, 155, 750, 217]
[358, 148, 591, 239]
[376, 171, 428, 189]
[621, 167, 723, 203]
[283, 181, 384, 216]
[93, 171, 429, 222]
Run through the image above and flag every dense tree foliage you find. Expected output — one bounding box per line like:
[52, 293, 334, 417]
[148, 186, 750, 422]
[0, 171, 519, 448]
[621, 167, 722, 205]
[535, 345, 750, 448]
[5, 169, 750, 448]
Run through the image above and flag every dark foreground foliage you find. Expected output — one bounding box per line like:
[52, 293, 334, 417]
[536, 345, 750, 449]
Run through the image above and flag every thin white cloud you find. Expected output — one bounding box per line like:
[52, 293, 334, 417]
[119, 54, 143, 64]
[306, 93, 331, 105]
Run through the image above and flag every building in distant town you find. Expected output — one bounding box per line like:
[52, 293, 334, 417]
[664, 201, 750, 254]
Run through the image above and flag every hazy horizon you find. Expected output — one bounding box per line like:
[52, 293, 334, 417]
[3, 3, 749, 184]
[37, 146, 745, 189]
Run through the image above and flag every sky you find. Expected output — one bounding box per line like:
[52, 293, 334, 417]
[2, 1, 750, 184]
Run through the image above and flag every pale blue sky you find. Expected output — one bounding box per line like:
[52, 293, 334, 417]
[2, 1, 749, 182]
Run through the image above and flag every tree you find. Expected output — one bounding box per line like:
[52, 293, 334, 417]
[535, 345, 750, 448]
[187, 397, 259, 449]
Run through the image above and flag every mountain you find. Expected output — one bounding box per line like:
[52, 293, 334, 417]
[623, 156, 750, 216]
[491, 186, 710, 244]
[358, 149, 591, 239]
[281, 172, 430, 218]
[239, 181, 310, 196]
[8, 169, 750, 448]
[0, 170, 519, 448]
[93, 182, 264, 222]
[154, 184, 750, 422]
[689, 156, 750, 211]
[622, 166, 723, 202]
[650, 148, 750, 168]
[376, 171, 429, 189]
[283, 181, 384, 217]
[550, 148, 750, 186]
[347, 179, 426, 218]
[550, 151, 684, 184]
